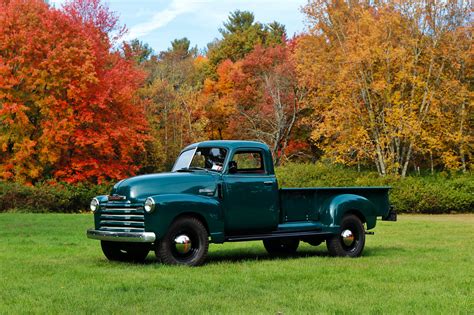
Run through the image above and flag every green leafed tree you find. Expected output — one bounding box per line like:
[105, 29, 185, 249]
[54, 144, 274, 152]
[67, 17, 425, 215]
[124, 39, 154, 65]
[207, 10, 287, 68]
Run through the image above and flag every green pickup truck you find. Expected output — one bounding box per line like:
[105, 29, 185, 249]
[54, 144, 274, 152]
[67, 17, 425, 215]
[87, 140, 396, 266]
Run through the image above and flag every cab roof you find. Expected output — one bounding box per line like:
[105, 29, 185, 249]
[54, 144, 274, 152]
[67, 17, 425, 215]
[182, 140, 270, 151]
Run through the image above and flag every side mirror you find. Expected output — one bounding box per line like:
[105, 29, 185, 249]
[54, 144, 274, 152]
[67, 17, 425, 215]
[228, 161, 237, 174]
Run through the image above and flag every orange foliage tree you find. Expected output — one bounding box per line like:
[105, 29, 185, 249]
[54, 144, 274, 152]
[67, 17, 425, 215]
[202, 59, 238, 140]
[0, 0, 148, 183]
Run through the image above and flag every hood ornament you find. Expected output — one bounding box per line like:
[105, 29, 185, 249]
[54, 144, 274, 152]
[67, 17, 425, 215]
[108, 194, 127, 201]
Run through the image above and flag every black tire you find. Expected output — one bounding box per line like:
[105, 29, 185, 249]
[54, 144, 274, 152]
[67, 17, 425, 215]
[101, 241, 149, 262]
[326, 214, 365, 257]
[155, 216, 209, 266]
[263, 238, 300, 255]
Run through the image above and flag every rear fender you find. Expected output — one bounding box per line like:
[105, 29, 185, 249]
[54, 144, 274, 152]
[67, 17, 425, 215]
[145, 194, 224, 243]
[320, 194, 377, 230]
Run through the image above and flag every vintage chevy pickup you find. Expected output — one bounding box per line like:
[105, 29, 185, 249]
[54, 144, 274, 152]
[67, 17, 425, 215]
[87, 140, 396, 266]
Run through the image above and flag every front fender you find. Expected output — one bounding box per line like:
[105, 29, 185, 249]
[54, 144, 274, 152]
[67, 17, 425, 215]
[320, 194, 378, 230]
[145, 194, 224, 243]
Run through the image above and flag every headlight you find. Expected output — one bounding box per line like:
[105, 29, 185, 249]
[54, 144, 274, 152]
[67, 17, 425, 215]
[90, 198, 99, 212]
[144, 197, 155, 213]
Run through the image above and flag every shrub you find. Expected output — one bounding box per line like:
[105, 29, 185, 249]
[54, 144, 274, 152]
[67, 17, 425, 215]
[0, 164, 472, 214]
[0, 182, 110, 213]
[276, 163, 474, 214]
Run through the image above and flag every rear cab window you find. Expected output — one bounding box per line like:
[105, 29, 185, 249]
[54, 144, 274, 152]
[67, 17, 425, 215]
[231, 150, 266, 174]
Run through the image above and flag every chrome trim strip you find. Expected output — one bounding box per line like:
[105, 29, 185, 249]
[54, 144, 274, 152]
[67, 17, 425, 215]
[102, 208, 144, 211]
[87, 229, 156, 243]
[99, 214, 144, 220]
[100, 220, 145, 226]
[102, 210, 144, 215]
[99, 226, 144, 231]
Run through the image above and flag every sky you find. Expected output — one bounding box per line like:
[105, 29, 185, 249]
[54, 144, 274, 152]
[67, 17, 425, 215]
[50, 0, 308, 53]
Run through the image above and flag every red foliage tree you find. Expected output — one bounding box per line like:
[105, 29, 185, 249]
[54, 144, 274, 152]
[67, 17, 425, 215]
[0, 0, 148, 184]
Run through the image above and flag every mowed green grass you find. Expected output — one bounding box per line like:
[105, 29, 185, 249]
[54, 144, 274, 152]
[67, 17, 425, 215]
[0, 214, 472, 314]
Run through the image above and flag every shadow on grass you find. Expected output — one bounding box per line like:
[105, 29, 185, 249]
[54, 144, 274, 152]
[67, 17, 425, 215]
[93, 245, 403, 267]
[363, 246, 406, 257]
[206, 248, 330, 264]
[92, 247, 330, 266]
[206, 245, 403, 264]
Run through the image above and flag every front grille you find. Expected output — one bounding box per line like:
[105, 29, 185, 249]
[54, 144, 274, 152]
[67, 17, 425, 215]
[99, 202, 145, 232]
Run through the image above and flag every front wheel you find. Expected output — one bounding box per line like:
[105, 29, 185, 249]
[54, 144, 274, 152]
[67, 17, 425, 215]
[155, 216, 209, 266]
[326, 214, 365, 257]
[101, 241, 149, 262]
[263, 238, 300, 255]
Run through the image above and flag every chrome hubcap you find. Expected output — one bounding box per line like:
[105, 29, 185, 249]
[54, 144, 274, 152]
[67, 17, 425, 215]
[174, 234, 192, 254]
[341, 229, 355, 246]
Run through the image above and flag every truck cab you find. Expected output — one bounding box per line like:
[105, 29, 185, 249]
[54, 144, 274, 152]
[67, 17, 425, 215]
[87, 140, 396, 266]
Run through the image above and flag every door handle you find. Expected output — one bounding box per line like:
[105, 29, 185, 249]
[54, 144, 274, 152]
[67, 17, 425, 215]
[263, 181, 273, 186]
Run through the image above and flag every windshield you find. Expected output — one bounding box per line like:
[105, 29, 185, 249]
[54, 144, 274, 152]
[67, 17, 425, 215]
[172, 147, 227, 172]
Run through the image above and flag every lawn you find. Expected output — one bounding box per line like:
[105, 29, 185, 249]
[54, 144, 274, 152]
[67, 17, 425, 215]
[0, 214, 472, 314]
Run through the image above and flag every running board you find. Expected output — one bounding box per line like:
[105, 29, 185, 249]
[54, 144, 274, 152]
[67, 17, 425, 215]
[225, 230, 331, 242]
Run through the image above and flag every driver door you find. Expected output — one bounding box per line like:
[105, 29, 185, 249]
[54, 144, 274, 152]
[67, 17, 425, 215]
[222, 149, 279, 234]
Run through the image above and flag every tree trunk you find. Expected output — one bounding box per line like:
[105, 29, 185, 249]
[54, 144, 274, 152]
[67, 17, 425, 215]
[401, 143, 413, 177]
[430, 151, 434, 175]
[459, 100, 467, 173]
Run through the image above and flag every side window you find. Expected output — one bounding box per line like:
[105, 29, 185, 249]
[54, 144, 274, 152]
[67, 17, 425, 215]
[231, 151, 265, 174]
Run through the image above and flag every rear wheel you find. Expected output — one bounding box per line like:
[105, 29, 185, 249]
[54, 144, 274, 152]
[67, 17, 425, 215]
[155, 216, 209, 266]
[326, 214, 365, 257]
[263, 238, 300, 255]
[101, 241, 149, 262]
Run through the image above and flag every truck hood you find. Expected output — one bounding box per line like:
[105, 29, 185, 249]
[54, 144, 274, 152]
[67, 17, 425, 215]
[110, 172, 220, 202]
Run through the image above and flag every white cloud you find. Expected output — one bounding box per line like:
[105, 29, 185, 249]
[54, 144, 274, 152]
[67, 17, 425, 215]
[124, 0, 207, 41]
[48, 0, 66, 8]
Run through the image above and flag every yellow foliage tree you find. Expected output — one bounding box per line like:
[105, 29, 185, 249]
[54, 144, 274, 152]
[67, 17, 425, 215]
[296, 0, 472, 176]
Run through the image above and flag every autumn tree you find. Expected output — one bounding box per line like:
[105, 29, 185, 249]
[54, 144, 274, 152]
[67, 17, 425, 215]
[229, 44, 306, 165]
[296, 0, 472, 176]
[156, 38, 198, 89]
[200, 41, 308, 164]
[139, 38, 207, 170]
[201, 59, 238, 140]
[0, 0, 149, 183]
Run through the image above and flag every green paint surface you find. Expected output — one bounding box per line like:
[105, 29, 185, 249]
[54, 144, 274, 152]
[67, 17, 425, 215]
[92, 141, 391, 240]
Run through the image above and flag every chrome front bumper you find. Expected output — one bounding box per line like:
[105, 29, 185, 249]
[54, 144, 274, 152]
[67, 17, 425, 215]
[87, 229, 156, 243]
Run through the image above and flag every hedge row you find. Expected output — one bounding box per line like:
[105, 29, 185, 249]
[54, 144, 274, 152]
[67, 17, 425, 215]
[0, 163, 472, 213]
[276, 163, 474, 214]
[0, 182, 110, 213]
